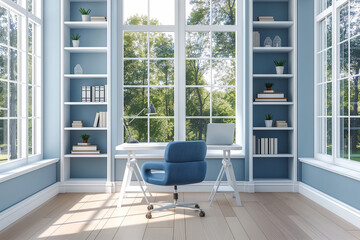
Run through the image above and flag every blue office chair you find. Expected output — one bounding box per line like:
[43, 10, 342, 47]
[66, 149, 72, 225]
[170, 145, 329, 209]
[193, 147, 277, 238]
[141, 141, 207, 219]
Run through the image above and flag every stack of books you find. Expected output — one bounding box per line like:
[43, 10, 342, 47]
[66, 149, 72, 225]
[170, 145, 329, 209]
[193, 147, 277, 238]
[275, 120, 288, 127]
[257, 16, 274, 21]
[255, 90, 287, 102]
[71, 143, 100, 155]
[72, 120, 83, 128]
[253, 136, 278, 155]
[93, 112, 107, 127]
[91, 16, 107, 22]
[81, 85, 107, 102]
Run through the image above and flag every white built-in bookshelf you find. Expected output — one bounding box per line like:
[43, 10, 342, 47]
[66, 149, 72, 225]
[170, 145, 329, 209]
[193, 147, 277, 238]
[60, 0, 112, 192]
[249, 0, 297, 190]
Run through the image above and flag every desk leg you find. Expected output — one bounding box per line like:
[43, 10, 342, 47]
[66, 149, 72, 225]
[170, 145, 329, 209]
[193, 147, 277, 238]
[209, 165, 225, 207]
[224, 150, 242, 206]
[118, 156, 132, 207]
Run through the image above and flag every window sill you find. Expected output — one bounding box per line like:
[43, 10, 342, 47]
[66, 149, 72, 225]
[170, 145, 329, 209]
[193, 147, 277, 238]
[0, 158, 59, 184]
[299, 158, 360, 182]
[115, 150, 244, 159]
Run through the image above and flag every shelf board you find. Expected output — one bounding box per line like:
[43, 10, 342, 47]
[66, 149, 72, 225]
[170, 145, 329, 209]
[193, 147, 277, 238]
[253, 102, 293, 105]
[64, 154, 108, 158]
[64, 127, 107, 130]
[64, 74, 108, 79]
[253, 74, 293, 78]
[64, 102, 107, 105]
[64, 47, 107, 53]
[253, 21, 293, 28]
[253, 127, 293, 131]
[211, 185, 234, 193]
[64, 21, 107, 29]
[253, 154, 294, 158]
[253, 47, 293, 53]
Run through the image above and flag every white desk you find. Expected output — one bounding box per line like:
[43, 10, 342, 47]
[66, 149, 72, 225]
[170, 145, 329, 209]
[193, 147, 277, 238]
[116, 143, 242, 207]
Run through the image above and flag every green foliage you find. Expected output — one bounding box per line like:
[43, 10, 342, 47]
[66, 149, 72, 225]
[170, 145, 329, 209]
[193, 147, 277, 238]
[71, 33, 80, 40]
[265, 113, 273, 120]
[273, 60, 286, 66]
[79, 8, 91, 15]
[81, 134, 90, 141]
[265, 82, 274, 89]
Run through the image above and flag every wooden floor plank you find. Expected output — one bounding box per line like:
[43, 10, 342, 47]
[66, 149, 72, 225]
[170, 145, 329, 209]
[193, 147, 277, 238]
[349, 231, 360, 239]
[233, 206, 267, 240]
[143, 227, 173, 240]
[288, 215, 329, 240]
[216, 194, 236, 217]
[173, 193, 186, 240]
[225, 217, 250, 240]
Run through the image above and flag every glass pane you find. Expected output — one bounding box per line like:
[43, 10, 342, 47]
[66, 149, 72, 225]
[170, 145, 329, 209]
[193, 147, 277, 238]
[318, 85, 325, 116]
[34, 56, 41, 85]
[28, 54, 32, 84]
[150, 87, 174, 116]
[327, 118, 332, 155]
[0, 119, 7, 163]
[186, 118, 210, 140]
[28, 23, 33, 53]
[9, 119, 17, 160]
[350, 0, 360, 38]
[123, 0, 148, 25]
[9, 82, 17, 117]
[0, 7, 8, 45]
[149, 0, 175, 25]
[212, 87, 235, 116]
[124, 118, 148, 142]
[0, 46, 8, 79]
[186, 60, 210, 85]
[339, 118, 349, 159]
[150, 60, 174, 85]
[212, 60, 235, 85]
[123, 32, 147, 58]
[212, 32, 235, 58]
[186, 32, 210, 58]
[28, 119, 32, 155]
[326, 48, 332, 82]
[317, 51, 326, 83]
[212, 0, 236, 25]
[350, 118, 360, 161]
[339, 79, 349, 116]
[149, 32, 174, 58]
[339, 4, 348, 42]
[327, 16, 332, 49]
[28, 0, 33, 13]
[318, 20, 326, 51]
[34, 87, 40, 117]
[186, 0, 210, 25]
[9, 49, 17, 81]
[28, 86, 32, 117]
[124, 60, 148, 85]
[9, 11, 17, 48]
[0, 80, 7, 117]
[150, 118, 174, 142]
[186, 87, 210, 116]
[350, 36, 360, 76]
[124, 87, 147, 116]
[350, 77, 360, 116]
[327, 82, 332, 116]
[339, 41, 349, 78]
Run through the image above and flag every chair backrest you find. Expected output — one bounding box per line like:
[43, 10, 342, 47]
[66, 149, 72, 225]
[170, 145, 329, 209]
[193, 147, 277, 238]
[164, 141, 207, 163]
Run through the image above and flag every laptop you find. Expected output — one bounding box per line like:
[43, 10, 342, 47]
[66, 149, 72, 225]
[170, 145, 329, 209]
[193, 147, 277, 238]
[206, 123, 235, 145]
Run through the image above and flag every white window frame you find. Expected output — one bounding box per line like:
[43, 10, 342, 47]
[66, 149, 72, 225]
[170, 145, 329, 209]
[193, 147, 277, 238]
[315, 0, 360, 172]
[119, 0, 244, 149]
[0, 0, 42, 172]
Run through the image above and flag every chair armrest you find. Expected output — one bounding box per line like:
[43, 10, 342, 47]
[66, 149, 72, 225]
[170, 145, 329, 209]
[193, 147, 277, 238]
[142, 162, 166, 171]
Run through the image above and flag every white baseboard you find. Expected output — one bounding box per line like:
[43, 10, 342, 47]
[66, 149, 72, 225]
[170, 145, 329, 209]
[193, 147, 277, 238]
[59, 181, 112, 193]
[0, 182, 59, 232]
[299, 182, 360, 229]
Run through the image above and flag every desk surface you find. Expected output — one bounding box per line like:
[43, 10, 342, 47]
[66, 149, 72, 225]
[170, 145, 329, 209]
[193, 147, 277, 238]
[116, 142, 242, 151]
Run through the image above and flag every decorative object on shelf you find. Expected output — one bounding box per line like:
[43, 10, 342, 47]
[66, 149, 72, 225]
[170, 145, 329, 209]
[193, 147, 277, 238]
[257, 16, 274, 22]
[79, 8, 91, 21]
[274, 59, 286, 74]
[265, 82, 274, 91]
[275, 120, 288, 127]
[74, 64, 83, 74]
[255, 85, 287, 102]
[81, 134, 90, 143]
[71, 143, 100, 155]
[255, 136, 278, 155]
[71, 33, 80, 47]
[91, 16, 107, 22]
[72, 120, 83, 128]
[124, 102, 157, 143]
[273, 35, 282, 47]
[253, 31, 260, 47]
[265, 113, 273, 127]
[264, 37, 272, 47]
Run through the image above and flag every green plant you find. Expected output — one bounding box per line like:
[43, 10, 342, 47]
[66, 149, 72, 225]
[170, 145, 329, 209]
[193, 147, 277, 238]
[81, 134, 90, 141]
[79, 8, 91, 15]
[71, 33, 80, 40]
[265, 82, 274, 89]
[265, 113, 273, 120]
[273, 59, 286, 66]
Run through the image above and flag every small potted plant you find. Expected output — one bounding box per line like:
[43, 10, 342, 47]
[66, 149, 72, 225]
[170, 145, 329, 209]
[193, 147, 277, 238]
[274, 59, 286, 74]
[265, 82, 274, 91]
[71, 33, 80, 47]
[79, 8, 91, 21]
[265, 113, 273, 127]
[81, 134, 90, 143]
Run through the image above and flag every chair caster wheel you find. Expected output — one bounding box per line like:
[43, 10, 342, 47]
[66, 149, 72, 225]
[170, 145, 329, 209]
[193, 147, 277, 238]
[195, 204, 200, 208]
[146, 212, 152, 219]
[147, 205, 154, 210]
[199, 211, 205, 217]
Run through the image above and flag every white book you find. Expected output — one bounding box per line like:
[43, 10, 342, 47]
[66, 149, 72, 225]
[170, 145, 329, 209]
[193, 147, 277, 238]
[253, 135, 256, 154]
[72, 145, 97, 151]
[95, 86, 99, 102]
[93, 112, 100, 127]
[99, 112, 103, 127]
[86, 86, 91, 102]
[264, 138, 268, 154]
[255, 98, 287, 102]
[261, 138, 265, 154]
[257, 93, 285, 98]
[253, 31, 260, 47]
[274, 138, 278, 154]
[91, 86, 95, 102]
[100, 86, 105, 102]
[257, 139, 260, 154]
[81, 86, 86, 102]
[105, 84, 107, 102]
[104, 111, 107, 127]
[270, 138, 274, 154]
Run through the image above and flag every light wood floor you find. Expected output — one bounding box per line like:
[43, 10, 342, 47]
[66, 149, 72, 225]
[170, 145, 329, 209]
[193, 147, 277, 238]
[0, 192, 359, 240]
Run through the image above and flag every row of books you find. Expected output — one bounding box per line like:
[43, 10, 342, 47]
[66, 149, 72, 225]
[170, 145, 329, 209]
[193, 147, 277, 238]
[275, 120, 288, 127]
[257, 16, 274, 22]
[72, 120, 83, 128]
[253, 136, 278, 155]
[71, 143, 100, 155]
[91, 16, 107, 22]
[81, 85, 107, 102]
[93, 112, 107, 127]
[255, 89, 287, 102]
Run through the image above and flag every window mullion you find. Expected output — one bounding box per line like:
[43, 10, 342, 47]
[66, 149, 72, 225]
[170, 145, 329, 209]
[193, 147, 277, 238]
[332, 2, 337, 164]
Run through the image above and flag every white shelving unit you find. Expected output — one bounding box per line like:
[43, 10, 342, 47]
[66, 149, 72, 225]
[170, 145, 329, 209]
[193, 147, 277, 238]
[60, 0, 112, 192]
[249, 0, 297, 191]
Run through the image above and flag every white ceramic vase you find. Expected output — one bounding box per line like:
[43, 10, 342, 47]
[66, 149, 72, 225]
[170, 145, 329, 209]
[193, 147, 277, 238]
[276, 66, 284, 74]
[72, 40, 80, 47]
[82, 15, 90, 21]
[265, 120, 273, 127]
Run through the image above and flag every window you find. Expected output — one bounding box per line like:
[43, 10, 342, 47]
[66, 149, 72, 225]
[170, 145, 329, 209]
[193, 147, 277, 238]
[315, 0, 360, 170]
[121, 0, 243, 144]
[0, 0, 42, 166]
